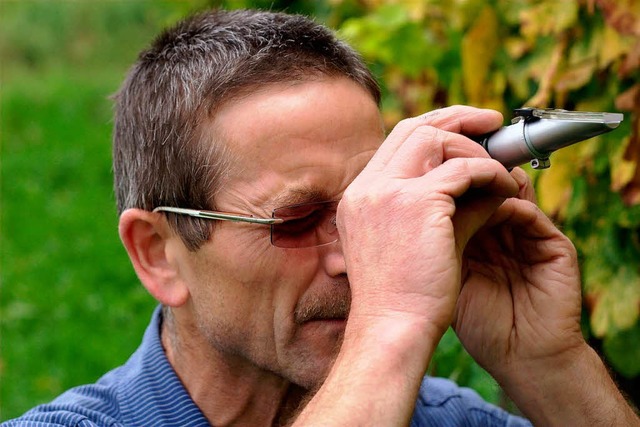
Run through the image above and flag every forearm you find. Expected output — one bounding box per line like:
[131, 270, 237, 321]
[502, 344, 639, 426]
[293, 318, 438, 426]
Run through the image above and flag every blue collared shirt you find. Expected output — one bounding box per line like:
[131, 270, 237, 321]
[3, 307, 531, 426]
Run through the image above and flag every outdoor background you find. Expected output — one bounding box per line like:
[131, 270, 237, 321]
[2, 0, 639, 421]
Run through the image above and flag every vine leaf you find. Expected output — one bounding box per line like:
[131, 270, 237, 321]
[596, 0, 640, 36]
[536, 142, 583, 218]
[519, 0, 579, 40]
[610, 135, 636, 193]
[526, 35, 567, 107]
[603, 327, 640, 378]
[599, 24, 631, 69]
[461, 6, 498, 106]
[615, 85, 640, 205]
[589, 265, 640, 337]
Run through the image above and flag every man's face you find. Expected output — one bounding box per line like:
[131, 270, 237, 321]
[176, 77, 384, 388]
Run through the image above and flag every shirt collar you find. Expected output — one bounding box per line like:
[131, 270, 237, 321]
[116, 305, 210, 426]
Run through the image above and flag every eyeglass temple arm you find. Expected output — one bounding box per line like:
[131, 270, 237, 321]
[153, 206, 284, 225]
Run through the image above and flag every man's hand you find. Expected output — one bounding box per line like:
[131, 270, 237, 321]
[295, 106, 521, 425]
[454, 169, 584, 373]
[454, 169, 640, 425]
[295, 106, 639, 426]
[340, 106, 517, 342]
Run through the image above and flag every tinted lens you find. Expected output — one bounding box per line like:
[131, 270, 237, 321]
[271, 200, 339, 248]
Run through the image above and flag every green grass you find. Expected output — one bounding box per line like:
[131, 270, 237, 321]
[0, 2, 195, 420]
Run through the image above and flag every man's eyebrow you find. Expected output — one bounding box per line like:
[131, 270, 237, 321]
[270, 187, 333, 208]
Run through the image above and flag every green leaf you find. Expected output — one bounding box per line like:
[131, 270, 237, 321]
[589, 265, 640, 337]
[603, 324, 640, 377]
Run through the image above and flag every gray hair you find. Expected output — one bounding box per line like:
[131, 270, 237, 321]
[112, 9, 380, 251]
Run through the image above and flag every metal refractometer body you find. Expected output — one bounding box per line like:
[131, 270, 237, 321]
[474, 108, 624, 170]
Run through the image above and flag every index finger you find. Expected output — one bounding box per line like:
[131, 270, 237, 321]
[371, 106, 504, 168]
[420, 106, 504, 135]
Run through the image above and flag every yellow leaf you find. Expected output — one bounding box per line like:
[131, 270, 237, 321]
[611, 273, 640, 331]
[505, 37, 530, 60]
[606, 270, 639, 333]
[554, 58, 597, 92]
[590, 291, 612, 337]
[589, 266, 640, 337]
[401, 0, 428, 20]
[525, 36, 567, 107]
[610, 135, 636, 191]
[599, 24, 633, 69]
[536, 142, 582, 218]
[520, 0, 579, 40]
[461, 6, 499, 105]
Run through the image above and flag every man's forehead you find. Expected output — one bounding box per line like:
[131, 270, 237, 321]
[207, 77, 382, 209]
[210, 78, 382, 148]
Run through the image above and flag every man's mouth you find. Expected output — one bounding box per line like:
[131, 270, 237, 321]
[295, 305, 349, 324]
[294, 285, 351, 325]
[306, 315, 347, 323]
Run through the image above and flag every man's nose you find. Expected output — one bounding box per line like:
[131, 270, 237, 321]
[321, 236, 347, 278]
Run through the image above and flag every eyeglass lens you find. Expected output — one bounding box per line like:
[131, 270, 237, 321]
[270, 201, 339, 248]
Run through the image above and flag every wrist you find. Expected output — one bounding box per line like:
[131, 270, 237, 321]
[499, 343, 639, 426]
[341, 312, 441, 375]
[294, 315, 441, 425]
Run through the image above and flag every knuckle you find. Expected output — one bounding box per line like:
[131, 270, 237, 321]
[446, 157, 473, 176]
[412, 124, 439, 140]
[394, 116, 425, 132]
[406, 124, 449, 147]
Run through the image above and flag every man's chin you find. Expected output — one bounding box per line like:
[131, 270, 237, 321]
[297, 318, 346, 357]
[287, 321, 346, 389]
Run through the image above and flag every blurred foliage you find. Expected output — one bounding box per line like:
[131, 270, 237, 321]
[328, 0, 640, 389]
[2, 0, 639, 421]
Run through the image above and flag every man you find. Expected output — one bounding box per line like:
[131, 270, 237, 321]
[5, 8, 639, 426]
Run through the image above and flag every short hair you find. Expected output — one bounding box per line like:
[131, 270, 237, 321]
[112, 9, 381, 251]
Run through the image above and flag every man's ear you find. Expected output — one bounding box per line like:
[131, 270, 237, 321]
[118, 208, 189, 307]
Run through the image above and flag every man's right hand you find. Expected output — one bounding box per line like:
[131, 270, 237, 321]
[295, 106, 519, 425]
[339, 106, 516, 345]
